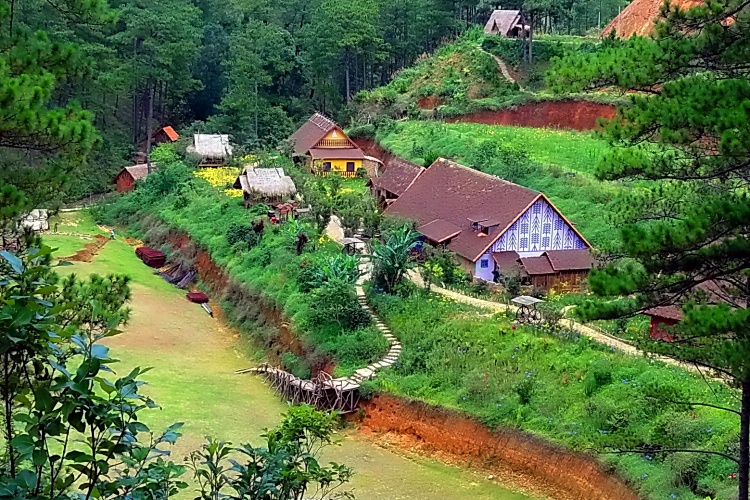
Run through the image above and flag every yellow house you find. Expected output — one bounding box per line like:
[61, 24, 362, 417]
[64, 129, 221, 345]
[289, 113, 366, 177]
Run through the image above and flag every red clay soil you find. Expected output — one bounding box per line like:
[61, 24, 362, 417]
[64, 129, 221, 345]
[446, 100, 617, 131]
[418, 95, 445, 110]
[355, 394, 639, 500]
[602, 0, 704, 38]
[60, 235, 110, 263]
[352, 137, 396, 166]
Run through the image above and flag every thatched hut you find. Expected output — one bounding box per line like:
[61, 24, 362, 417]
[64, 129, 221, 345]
[233, 167, 297, 207]
[188, 134, 233, 167]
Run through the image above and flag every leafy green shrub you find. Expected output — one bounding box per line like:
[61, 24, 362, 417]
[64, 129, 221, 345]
[248, 203, 270, 217]
[514, 376, 535, 405]
[281, 352, 311, 379]
[307, 279, 372, 331]
[583, 359, 613, 396]
[296, 255, 360, 292]
[359, 380, 378, 400]
[347, 123, 376, 139]
[226, 223, 260, 250]
[328, 327, 389, 371]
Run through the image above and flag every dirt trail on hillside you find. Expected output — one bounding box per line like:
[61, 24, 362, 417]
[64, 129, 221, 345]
[478, 45, 524, 90]
[59, 234, 110, 262]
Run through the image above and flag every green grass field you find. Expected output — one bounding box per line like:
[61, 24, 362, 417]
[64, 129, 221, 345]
[377, 120, 621, 246]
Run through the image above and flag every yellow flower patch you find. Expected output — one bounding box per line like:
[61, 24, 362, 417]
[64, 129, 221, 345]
[194, 167, 241, 188]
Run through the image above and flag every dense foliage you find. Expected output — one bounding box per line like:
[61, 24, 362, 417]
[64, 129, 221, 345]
[190, 406, 353, 500]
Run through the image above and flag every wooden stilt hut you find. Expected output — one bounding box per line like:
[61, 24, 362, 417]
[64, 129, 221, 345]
[233, 167, 297, 208]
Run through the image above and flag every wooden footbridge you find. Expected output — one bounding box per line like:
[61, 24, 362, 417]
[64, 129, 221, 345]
[237, 256, 402, 413]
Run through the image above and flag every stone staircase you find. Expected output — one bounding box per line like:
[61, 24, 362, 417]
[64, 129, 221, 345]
[348, 255, 402, 385]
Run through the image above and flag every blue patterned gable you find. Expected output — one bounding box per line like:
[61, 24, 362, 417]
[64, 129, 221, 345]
[491, 198, 588, 254]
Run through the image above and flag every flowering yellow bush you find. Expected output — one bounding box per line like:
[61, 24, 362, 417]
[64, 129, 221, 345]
[224, 188, 244, 198]
[194, 167, 240, 187]
[194, 167, 244, 197]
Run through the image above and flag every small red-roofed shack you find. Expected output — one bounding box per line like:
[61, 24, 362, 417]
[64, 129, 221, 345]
[644, 306, 681, 341]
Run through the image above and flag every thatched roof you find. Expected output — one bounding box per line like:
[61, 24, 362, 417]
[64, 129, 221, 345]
[188, 134, 233, 160]
[233, 167, 297, 198]
[484, 10, 525, 36]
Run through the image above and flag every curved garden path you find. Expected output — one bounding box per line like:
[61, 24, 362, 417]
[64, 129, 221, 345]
[407, 272, 719, 379]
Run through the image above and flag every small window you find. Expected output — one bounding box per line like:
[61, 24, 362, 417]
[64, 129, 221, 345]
[346, 162, 355, 172]
[480, 259, 489, 269]
[322, 162, 332, 172]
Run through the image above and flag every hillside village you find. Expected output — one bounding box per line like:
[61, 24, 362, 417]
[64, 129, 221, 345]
[1, 1, 749, 499]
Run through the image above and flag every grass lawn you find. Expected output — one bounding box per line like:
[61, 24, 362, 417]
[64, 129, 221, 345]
[43, 216, 535, 500]
[49, 210, 105, 235]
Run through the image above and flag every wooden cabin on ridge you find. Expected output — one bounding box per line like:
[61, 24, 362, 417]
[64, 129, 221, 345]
[289, 113, 367, 178]
[385, 158, 594, 291]
[484, 10, 529, 37]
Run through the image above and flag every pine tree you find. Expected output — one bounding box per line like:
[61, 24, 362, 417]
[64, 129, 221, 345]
[549, 1, 750, 497]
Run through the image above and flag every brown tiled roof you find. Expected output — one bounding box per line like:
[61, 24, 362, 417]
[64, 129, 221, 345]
[602, 0, 703, 38]
[419, 219, 463, 244]
[520, 255, 555, 276]
[124, 164, 150, 181]
[308, 148, 365, 160]
[289, 113, 338, 155]
[484, 10, 523, 35]
[372, 157, 425, 197]
[545, 249, 594, 271]
[385, 158, 540, 262]
[491, 251, 521, 270]
[644, 305, 683, 322]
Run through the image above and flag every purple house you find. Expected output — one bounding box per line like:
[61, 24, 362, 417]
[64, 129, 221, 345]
[385, 159, 592, 289]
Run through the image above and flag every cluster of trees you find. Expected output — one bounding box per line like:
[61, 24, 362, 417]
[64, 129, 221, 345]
[4, 0, 477, 202]
[6, 0, 637, 204]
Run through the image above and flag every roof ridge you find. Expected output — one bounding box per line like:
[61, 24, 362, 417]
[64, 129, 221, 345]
[432, 158, 538, 194]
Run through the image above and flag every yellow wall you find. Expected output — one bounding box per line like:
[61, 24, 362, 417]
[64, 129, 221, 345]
[311, 158, 362, 173]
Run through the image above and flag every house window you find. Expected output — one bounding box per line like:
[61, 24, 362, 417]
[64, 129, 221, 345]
[322, 162, 332, 172]
[480, 259, 489, 269]
[346, 162, 355, 172]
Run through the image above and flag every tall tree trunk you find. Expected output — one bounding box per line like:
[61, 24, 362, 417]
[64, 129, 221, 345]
[145, 82, 155, 174]
[132, 89, 139, 145]
[345, 49, 351, 103]
[528, 14, 534, 66]
[741, 378, 750, 500]
[9, 0, 15, 36]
